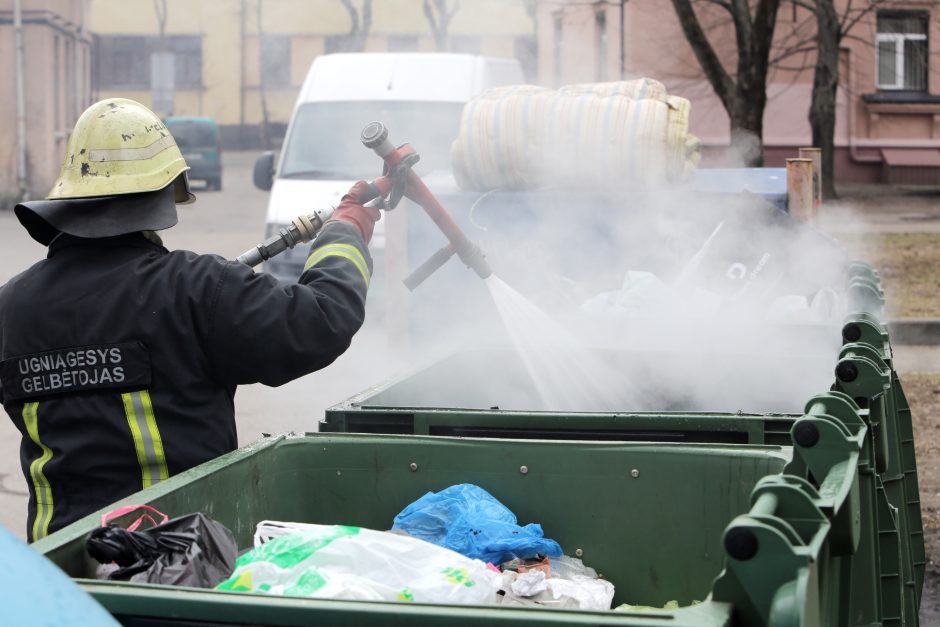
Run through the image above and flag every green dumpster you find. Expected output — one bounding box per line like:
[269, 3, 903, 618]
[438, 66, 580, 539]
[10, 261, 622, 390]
[34, 265, 923, 625]
[39, 432, 787, 625]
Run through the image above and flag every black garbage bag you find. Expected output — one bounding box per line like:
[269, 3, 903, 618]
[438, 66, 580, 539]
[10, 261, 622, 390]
[86, 512, 237, 588]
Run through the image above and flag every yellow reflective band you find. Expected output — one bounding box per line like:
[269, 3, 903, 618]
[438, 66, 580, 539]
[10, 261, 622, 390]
[304, 243, 370, 287]
[122, 390, 169, 489]
[23, 402, 54, 542]
[140, 391, 169, 482]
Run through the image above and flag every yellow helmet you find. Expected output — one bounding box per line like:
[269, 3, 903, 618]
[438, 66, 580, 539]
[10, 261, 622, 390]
[14, 98, 194, 245]
[48, 98, 193, 202]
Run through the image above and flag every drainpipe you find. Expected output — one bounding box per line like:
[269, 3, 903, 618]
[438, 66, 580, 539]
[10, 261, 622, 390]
[13, 0, 29, 200]
[619, 0, 626, 79]
[239, 0, 246, 142]
[76, 0, 86, 116]
[844, 46, 881, 164]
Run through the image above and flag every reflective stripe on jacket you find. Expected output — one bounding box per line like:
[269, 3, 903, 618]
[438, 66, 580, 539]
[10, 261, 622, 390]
[0, 220, 371, 540]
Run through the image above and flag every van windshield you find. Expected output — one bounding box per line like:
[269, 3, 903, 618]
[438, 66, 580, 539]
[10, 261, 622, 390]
[279, 101, 464, 180]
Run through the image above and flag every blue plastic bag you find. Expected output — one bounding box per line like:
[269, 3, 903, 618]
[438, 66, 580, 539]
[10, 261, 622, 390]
[392, 484, 563, 564]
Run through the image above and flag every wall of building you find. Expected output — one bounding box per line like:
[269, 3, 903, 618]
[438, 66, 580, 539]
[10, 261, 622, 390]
[0, 0, 92, 199]
[89, 0, 535, 147]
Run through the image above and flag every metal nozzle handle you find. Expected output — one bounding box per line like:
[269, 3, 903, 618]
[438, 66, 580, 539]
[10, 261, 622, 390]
[403, 244, 457, 291]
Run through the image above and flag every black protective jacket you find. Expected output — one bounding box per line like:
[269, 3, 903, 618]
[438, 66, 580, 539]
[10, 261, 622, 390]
[0, 221, 371, 541]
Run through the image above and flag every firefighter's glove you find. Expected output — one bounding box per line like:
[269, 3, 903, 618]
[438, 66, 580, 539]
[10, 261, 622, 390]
[330, 180, 382, 244]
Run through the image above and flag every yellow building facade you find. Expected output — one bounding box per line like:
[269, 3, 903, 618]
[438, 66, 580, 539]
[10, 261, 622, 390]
[88, 0, 535, 145]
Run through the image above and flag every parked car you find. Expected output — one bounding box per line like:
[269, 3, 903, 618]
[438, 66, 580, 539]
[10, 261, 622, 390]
[252, 52, 525, 286]
[165, 116, 223, 191]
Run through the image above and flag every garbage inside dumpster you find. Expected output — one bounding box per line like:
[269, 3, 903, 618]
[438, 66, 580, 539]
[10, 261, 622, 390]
[223, 520, 614, 610]
[86, 506, 236, 588]
[391, 483, 563, 564]
[215, 524, 501, 605]
[212, 484, 612, 609]
[498, 555, 616, 611]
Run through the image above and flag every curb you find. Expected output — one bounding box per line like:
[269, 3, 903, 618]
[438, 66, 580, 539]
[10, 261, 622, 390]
[887, 319, 940, 345]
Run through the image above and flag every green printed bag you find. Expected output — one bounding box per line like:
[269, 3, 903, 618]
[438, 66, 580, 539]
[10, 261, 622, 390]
[217, 523, 500, 605]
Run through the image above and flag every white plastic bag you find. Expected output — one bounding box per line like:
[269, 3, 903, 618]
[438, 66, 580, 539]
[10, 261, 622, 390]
[498, 556, 616, 611]
[217, 523, 500, 606]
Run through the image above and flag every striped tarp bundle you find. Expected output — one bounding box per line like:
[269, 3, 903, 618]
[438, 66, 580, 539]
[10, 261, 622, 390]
[450, 78, 701, 192]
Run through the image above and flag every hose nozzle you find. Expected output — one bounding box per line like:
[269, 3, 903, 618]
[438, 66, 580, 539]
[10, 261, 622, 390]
[456, 241, 492, 280]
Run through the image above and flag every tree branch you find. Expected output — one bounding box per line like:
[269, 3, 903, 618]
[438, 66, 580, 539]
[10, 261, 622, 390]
[671, 0, 736, 112]
[729, 0, 753, 62]
[750, 0, 782, 85]
[152, 0, 167, 40]
[699, 0, 735, 18]
[423, 0, 460, 51]
[340, 0, 359, 28]
[840, 0, 883, 40]
[770, 44, 818, 65]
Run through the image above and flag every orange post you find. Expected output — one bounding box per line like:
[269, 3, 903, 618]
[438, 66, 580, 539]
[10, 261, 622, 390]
[787, 158, 815, 222]
[799, 147, 822, 208]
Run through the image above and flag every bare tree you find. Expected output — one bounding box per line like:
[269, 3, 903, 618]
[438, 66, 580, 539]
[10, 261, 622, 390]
[150, 0, 173, 116]
[670, 0, 782, 166]
[763, 1, 881, 199]
[339, 0, 373, 51]
[423, 0, 460, 51]
[801, 1, 881, 199]
[152, 0, 167, 47]
[808, 0, 841, 199]
[523, 0, 536, 23]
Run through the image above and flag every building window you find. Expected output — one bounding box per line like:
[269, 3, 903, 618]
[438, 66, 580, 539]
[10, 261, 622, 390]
[596, 10, 607, 81]
[95, 35, 203, 90]
[388, 35, 419, 52]
[96, 35, 151, 89]
[261, 35, 291, 87]
[876, 12, 927, 90]
[170, 35, 203, 88]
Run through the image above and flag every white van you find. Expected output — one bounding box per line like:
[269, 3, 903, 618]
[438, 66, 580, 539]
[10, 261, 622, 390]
[252, 52, 525, 283]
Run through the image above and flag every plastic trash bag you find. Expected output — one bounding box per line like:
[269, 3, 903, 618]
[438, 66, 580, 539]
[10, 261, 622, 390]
[216, 523, 500, 605]
[498, 556, 616, 611]
[86, 506, 236, 588]
[392, 483, 563, 564]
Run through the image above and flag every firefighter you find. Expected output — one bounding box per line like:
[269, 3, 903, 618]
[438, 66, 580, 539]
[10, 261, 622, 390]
[0, 98, 380, 541]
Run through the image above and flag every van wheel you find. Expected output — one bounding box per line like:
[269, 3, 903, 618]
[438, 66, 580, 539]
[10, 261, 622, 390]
[209, 178, 222, 191]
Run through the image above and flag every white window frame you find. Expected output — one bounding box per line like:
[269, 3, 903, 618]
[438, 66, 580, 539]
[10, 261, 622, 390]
[876, 31, 927, 90]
